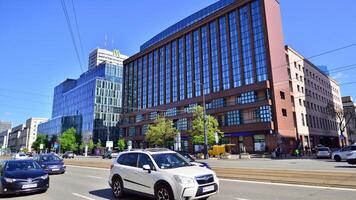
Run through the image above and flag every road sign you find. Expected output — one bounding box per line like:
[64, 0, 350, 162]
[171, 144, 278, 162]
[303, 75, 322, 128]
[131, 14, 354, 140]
[106, 141, 113, 148]
[54, 143, 59, 149]
[40, 144, 44, 150]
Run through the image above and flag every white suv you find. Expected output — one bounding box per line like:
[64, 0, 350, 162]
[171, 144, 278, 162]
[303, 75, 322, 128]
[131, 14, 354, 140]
[108, 148, 219, 200]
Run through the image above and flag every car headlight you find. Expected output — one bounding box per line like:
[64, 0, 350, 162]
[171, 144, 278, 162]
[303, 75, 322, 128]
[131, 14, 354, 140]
[40, 174, 49, 180]
[4, 177, 16, 183]
[174, 175, 195, 184]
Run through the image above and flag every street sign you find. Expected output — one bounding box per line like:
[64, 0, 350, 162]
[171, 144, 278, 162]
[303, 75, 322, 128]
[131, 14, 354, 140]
[127, 140, 132, 150]
[106, 141, 113, 148]
[40, 144, 44, 150]
[54, 143, 59, 149]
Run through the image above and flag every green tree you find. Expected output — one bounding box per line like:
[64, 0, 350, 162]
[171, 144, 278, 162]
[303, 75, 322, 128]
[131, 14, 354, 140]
[32, 134, 48, 152]
[117, 139, 125, 151]
[189, 106, 223, 145]
[59, 128, 78, 152]
[145, 115, 178, 147]
[79, 142, 86, 153]
[96, 139, 102, 149]
[88, 139, 95, 152]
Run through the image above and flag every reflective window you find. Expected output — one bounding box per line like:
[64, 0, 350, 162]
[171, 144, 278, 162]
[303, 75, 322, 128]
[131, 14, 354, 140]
[142, 56, 147, 108]
[228, 11, 241, 88]
[137, 58, 142, 109]
[172, 41, 178, 102]
[193, 30, 201, 97]
[165, 44, 171, 103]
[148, 53, 153, 107]
[240, 5, 254, 85]
[210, 21, 220, 92]
[178, 37, 185, 100]
[186, 33, 193, 99]
[227, 110, 240, 125]
[153, 50, 159, 106]
[201, 25, 210, 94]
[159, 47, 165, 105]
[219, 16, 230, 90]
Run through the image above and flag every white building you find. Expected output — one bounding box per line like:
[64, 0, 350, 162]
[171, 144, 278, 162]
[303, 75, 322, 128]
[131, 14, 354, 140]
[88, 48, 128, 70]
[0, 129, 11, 149]
[286, 45, 343, 148]
[26, 118, 48, 151]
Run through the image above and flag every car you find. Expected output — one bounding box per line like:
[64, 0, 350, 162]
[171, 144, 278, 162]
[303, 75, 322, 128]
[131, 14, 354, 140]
[346, 151, 356, 165]
[176, 151, 211, 169]
[102, 151, 119, 159]
[316, 147, 331, 159]
[33, 154, 66, 174]
[62, 151, 74, 159]
[332, 144, 356, 162]
[12, 153, 28, 160]
[109, 148, 219, 200]
[0, 159, 49, 196]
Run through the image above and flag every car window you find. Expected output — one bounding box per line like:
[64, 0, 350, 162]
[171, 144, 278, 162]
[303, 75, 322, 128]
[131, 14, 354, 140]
[351, 146, 356, 151]
[152, 153, 191, 169]
[5, 160, 42, 171]
[138, 153, 155, 169]
[342, 146, 351, 151]
[117, 154, 127, 165]
[120, 153, 138, 167]
[318, 148, 329, 151]
[41, 155, 61, 161]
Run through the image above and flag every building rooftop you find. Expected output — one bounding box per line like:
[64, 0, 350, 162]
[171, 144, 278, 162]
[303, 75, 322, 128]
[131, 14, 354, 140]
[140, 0, 236, 51]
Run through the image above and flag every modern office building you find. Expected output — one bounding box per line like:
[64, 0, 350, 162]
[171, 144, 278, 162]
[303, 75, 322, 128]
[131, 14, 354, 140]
[38, 115, 82, 137]
[25, 118, 48, 151]
[88, 48, 128, 70]
[121, 0, 297, 153]
[342, 96, 356, 143]
[286, 46, 343, 148]
[48, 50, 126, 143]
[0, 121, 11, 133]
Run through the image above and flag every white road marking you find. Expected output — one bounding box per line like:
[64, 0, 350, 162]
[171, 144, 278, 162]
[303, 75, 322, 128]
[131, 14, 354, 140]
[220, 178, 356, 192]
[72, 193, 96, 200]
[235, 198, 249, 200]
[87, 175, 104, 180]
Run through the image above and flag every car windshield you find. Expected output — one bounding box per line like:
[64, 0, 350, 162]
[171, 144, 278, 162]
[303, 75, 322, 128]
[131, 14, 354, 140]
[318, 148, 329, 151]
[41, 155, 61, 161]
[179, 152, 194, 162]
[6, 160, 42, 171]
[152, 153, 192, 169]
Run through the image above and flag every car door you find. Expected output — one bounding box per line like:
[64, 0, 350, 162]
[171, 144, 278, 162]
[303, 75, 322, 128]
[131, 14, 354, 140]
[119, 153, 139, 191]
[130, 153, 158, 195]
[340, 146, 352, 160]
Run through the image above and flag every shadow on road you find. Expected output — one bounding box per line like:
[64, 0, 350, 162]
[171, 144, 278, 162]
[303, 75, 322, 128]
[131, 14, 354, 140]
[335, 165, 356, 168]
[0, 190, 45, 199]
[89, 188, 153, 200]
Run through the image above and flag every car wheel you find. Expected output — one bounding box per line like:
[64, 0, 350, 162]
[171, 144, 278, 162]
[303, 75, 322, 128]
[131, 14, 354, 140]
[334, 155, 341, 162]
[155, 184, 174, 200]
[112, 176, 124, 198]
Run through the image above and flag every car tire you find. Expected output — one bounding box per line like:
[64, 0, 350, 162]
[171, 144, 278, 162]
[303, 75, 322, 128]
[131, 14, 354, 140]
[334, 155, 341, 162]
[112, 176, 125, 198]
[155, 184, 174, 200]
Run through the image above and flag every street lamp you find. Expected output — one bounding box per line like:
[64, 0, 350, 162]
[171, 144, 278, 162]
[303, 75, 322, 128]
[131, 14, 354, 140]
[194, 81, 208, 159]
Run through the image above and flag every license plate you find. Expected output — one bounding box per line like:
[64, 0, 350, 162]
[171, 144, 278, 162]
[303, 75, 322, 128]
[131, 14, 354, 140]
[52, 168, 59, 171]
[202, 185, 215, 193]
[22, 184, 37, 189]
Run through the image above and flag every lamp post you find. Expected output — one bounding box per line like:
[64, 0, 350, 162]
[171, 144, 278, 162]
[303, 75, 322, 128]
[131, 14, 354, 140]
[194, 81, 208, 159]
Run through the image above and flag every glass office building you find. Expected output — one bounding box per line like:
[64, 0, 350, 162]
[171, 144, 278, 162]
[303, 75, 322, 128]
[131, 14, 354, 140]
[45, 62, 124, 143]
[121, 0, 297, 153]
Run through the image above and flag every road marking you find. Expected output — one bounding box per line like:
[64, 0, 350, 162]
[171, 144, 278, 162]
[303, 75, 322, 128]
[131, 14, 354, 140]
[87, 175, 104, 180]
[72, 193, 96, 200]
[235, 198, 249, 200]
[67, 165, 109, 171]
[220, 178, 356, 192]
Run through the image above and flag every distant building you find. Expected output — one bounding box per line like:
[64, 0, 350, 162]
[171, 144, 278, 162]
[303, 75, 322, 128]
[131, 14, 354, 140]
[0, 129, 11, 149]
[286, 46, 343, 148]
[25, 118, 48, 151]
[0, 121, 11, 133]
[38, 115, 82, 137]
[88, 48, 128, 70]
[8, 124, 27, 152]
[50, 58, 126, 143]
[342, 96, 356, 143]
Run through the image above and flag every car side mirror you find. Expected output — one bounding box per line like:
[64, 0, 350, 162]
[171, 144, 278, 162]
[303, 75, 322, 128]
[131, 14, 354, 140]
[142, 164, 151, 173]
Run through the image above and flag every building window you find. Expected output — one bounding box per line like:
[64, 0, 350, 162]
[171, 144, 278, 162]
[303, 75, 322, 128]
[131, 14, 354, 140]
[210, 21, 220, 92]
[258, 106, 272, 122]
[147, 53, 153, 107]
[142, 56, 147, 108]
[254, 134, 266, 152]
[178, 37, 185, 100]
[201, 25, 210, 95]
[159, 47, 165, 105]
[237, 91, 257, 104]
[229, 11, 241, 87]
[280, 91, 285, 100]
[186, 33, 193, 99]
[301, 113, 305, 126]
[282, 109, 287, 117]
[219, 16, 230, 90]
[240, 5, 254, 85]
[206, 98, 226, 110]
[227, 110, 241, 125]
[137, 58, 142, 109]
[177, 118, 188, 131]
[165, 43, 171, 103]
[172, 41, 178, 102]
[153, 50, 159, 106]
[193, 30, 201, 97]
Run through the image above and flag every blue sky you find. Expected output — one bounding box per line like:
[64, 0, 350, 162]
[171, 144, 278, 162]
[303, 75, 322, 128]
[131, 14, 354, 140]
[0, 0, 355, 126]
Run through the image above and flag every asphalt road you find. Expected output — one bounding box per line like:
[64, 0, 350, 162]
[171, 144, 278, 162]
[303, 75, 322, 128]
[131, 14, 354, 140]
[3, 166, 356, 200]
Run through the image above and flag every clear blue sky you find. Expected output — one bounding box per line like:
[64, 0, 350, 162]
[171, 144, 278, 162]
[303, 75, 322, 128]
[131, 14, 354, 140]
[0, 0, 355, 126]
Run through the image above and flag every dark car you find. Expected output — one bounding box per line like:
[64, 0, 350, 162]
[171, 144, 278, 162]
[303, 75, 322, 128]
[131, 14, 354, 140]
[62, 151, 74, 159]
[33, 154, 66, 174]
[176, 151, 211, 169]
[102, 151, 119, 159]
[0, 159, 49, 196]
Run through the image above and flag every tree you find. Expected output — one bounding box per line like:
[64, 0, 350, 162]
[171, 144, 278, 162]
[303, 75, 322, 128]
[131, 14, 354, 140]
[117, 139, 125, 151]
[79, 142, 86, 153]
[189, 106, 223, 145]
[326, 102, 356, 146]
[32, 134, 48, 152]
[88, 139, 95, 152]
[59, 128, 78, 152]
[145, 115, 178, 147]
[96, 139, 102, 149]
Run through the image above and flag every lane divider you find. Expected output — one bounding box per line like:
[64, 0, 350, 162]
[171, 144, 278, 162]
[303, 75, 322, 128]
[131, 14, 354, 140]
[72, 193, 96, 200]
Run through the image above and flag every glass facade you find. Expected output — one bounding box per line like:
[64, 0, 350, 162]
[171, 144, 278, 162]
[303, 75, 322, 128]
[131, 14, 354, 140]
[229, 11, 242, 87]
[210, 21, 220, 93]
[153, 50, 159, 107]
[165, 44, 171, 103]
[193, 30, 201, 97]
[186, 34, 193, 99]
[201, 25, 210, 95]
[240, 5, 254, 85]
[178, 37, 185, 100]
[147, 53, 153, 108]
[159, 47, 165, 105]
[142, 56, 147, 108]
[38, 115, 82, 136]
[219, 16, 230, 90]
[172, 41, 178, 102]
[52, 63, 123, 142]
